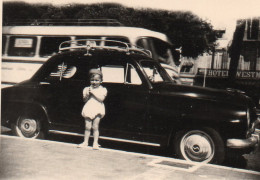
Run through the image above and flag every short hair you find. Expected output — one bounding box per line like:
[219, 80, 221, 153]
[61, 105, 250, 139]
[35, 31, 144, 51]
[89, 68, 103, 80]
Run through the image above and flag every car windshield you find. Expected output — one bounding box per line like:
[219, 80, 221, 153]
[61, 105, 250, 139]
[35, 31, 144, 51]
[139, 60, 172, 83]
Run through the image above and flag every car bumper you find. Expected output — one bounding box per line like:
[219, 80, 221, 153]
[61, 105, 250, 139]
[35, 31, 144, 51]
[226, 118, 260, 149]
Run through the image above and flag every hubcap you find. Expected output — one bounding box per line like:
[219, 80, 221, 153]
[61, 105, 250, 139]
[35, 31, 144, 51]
[192, 145, 200, 152]
[17, 117, 39, 138]
[24, 123, 30, 129]
[180, 130, 215, 162]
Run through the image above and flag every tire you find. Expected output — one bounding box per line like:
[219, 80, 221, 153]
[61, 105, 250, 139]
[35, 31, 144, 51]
[174, 127, 225, 164]
[11, 113, 45, 139]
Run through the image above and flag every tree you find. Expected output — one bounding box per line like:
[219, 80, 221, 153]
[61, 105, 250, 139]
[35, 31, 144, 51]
[3, 2, 217, 59]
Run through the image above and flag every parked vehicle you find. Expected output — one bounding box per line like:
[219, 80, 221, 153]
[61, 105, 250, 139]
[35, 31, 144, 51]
[2, 39, 259, 164]
[2, 20, 178, 88]
[160, 63, 182, 84]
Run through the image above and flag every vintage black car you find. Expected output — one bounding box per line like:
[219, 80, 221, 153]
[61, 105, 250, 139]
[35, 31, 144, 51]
[2, 40, 260, 164]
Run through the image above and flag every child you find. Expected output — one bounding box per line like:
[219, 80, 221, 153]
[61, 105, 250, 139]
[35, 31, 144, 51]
[78, 69, 107, 150]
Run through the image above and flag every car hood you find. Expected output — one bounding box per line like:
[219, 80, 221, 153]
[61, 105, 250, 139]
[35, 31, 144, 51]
[152, 83, 250, 107]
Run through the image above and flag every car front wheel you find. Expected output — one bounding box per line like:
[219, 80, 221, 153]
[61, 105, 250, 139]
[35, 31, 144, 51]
[11, 114, 44, 139]
[174, 127, 225, 164]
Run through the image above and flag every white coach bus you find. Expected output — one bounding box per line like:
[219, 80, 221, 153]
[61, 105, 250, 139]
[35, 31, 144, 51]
[2, 21, 178, 87]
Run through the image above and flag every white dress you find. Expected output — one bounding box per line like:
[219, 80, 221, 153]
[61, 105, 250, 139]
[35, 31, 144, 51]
[81, 86, 107, 119]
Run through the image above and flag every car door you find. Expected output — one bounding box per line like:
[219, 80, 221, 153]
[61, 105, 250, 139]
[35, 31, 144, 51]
[38, 58, 92, 132]
[100, 61, 149, 142]
[138, 60, 179, 145]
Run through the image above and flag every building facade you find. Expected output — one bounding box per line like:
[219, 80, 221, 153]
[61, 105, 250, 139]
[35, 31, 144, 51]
[180, 17, 260, 109]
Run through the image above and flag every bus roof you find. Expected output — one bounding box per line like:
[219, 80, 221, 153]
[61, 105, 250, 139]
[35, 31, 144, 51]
[3, 26, 169, 43]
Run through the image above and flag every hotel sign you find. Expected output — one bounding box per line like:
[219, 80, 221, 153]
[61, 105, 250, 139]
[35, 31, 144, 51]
[197, 69, 260, 79]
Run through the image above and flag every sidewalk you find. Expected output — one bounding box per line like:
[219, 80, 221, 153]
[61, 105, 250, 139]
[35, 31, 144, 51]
[1, 135, 260, 180]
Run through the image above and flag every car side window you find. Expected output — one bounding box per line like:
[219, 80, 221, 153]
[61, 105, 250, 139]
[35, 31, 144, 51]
[140, 60, 172, 83]
[164, 68, 182, 84]
[125, 63, 142, 85]
[101, 65, 125, 83]
[143, 66, 163, 82]
[101, 64, 142, 85]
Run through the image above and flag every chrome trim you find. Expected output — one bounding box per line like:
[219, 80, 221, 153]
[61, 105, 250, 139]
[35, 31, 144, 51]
[49, 130, 160, 147]
[246, 108, 250, 129]
[246, 114, 260, 137]
[226, 131, 260, 149]
[234, 111, 246, 116]
[251, 118, 260, 132]
[58, 39, 152, 57]
[49, 130, 84, 137]
[230, 120, 241, 123]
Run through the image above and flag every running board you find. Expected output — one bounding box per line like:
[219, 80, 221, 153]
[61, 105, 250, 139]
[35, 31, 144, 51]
[49, 130, 160, 147]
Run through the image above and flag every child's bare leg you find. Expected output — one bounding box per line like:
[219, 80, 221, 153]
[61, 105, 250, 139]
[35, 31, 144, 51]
[78, 118, 92, 147]
[92, 116, 101, 149]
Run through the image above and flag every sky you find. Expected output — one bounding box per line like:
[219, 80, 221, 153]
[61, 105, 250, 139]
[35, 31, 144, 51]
[3, 0, 260, 40]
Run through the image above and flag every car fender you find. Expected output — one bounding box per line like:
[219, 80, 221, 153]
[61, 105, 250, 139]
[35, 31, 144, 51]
[2, 100, 51, 128]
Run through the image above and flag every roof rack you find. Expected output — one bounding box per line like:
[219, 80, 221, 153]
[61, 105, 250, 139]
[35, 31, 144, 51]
[3, 19, 124, 26]
[58, 39, 152, 57]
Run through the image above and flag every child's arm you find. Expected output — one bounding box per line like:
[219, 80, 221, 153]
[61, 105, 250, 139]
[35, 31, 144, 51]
[89, 87, 107, 102]
[83, 87, 90, 102]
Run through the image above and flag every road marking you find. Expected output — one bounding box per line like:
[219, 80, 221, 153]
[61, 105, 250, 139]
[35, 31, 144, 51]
[1, 134, 260, 176]
[148, 158, 203, 173]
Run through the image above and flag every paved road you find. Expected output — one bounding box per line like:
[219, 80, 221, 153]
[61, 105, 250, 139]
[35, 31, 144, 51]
[1, 126, 260, 172]
[1, 135, 260, 180]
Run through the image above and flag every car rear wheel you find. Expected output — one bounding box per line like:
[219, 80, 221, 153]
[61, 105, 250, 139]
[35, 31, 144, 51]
[11, 114, 45, 139]
[174, 128, 225, 164]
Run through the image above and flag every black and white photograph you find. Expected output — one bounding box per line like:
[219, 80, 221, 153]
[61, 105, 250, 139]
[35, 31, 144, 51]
[1, 0, 260, 179]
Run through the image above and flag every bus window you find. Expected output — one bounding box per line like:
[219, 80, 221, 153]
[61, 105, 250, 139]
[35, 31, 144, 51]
[76, 36, 102, 46]
[8, 36, 37, 57]
[105, 37, 130, 47]
[136, 38, 151, 49]
[137, 37, 175, 66]
[40, 36, 71, 57]
[2, 36, 6, 55]
[153, 38, 170, 58]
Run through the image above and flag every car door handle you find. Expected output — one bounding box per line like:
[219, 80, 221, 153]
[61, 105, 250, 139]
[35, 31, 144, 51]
[40, 82, 50, 85]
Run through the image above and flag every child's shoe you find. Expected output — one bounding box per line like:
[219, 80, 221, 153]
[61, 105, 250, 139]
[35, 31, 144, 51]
[77, 143, 88, 148]
[93, 143, 100, 150]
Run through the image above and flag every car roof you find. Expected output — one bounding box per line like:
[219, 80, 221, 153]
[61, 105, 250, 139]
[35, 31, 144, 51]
[31, 48, 155, 80]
